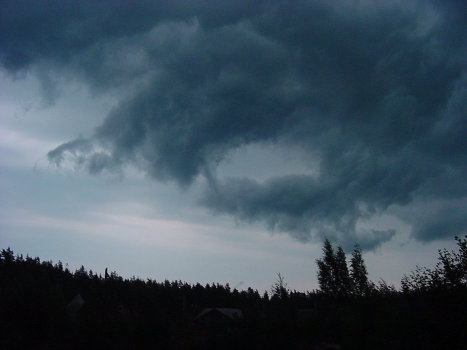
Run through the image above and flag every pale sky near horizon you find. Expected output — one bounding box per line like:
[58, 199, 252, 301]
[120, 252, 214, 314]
[1, 0, 465, 293]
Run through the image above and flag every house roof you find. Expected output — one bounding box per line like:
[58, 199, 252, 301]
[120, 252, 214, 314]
[194, 307, 243, 320]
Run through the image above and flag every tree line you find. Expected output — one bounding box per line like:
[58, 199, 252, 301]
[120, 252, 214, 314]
[1, 235, 465, 349]
[313, 235, 467, 298]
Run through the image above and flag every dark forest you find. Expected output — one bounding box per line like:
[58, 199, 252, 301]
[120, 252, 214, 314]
[1, 236, 466, 349]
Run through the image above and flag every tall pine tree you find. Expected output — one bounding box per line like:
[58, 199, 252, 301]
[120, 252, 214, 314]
[316, 239, 352, 296]
[335, 246, 352, 296]
[316, 238, 335, 295]
[350, 244, 370, 296]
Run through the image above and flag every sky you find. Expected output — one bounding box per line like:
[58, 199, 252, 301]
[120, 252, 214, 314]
[0, 0, 466, 292]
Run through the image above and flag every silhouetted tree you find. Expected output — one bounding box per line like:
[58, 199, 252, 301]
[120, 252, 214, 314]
[335, 246, 352, 296]
[271, 273, 288, 299]
[316, 239, 353, 296]
[402, 235, 467, 292]
[316, 238, 336, 295]
[375, 278, 397, 295]
[437, 235, 467, 287]
[350, 245, 370, 296]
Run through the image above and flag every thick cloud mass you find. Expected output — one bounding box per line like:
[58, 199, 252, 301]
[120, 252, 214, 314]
[2, 0, 466, 249]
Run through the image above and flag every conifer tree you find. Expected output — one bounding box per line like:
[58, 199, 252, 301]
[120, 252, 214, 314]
[335, 246, 352, 296]
[350, 244, 370, 296]
[317, 239, 354, 296]
[316, 238, 336, 295]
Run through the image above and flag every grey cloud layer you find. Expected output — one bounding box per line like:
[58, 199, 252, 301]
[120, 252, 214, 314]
[2, 0, 466, 249]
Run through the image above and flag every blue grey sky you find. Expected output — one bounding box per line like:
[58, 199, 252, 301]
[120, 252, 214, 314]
[1, 0, 465, 292]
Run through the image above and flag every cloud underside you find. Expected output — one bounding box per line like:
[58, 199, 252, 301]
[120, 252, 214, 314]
[2, 0, 466, 249]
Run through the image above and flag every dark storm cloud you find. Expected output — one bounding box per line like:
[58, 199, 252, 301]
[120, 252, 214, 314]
[411, 203, 466, 242]
[2, 0, 466, 249]
[201, 175, 397, 250]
